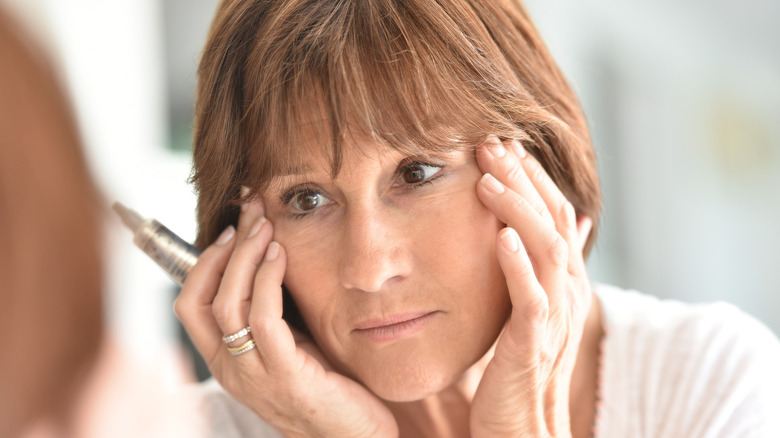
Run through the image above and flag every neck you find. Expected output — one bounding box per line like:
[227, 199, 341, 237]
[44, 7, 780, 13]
[386, 291, 604, 438]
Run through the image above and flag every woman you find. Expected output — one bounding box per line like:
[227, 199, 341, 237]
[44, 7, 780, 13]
[0, 9, 200, 438]
[175, 0, 780, 436]
[0, 8, 104, 436]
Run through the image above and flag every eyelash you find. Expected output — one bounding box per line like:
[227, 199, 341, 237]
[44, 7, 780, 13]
[398, 161, 445, 190]
[280, 160, 445, 219]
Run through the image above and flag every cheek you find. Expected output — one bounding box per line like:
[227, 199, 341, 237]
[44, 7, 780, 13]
[274, 212, 337, 289]
[270, 176, 507, 342]
[406, 184, 509, 319]
[420, 181, 510, 310]
[417, 182, 504, 268]
[275, 225, 337, 331]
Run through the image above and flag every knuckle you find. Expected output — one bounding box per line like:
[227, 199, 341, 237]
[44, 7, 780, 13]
[538, 343, 557, 371]
[534, 201, 550, 221]
[521, 292, 549, 326]
[510, 258, 536, 280]
[544, 214, 557, 231]
[194, 246, 231, 276]
[505, 163, 525, 184]
[248, 317, 277, 340]
[509, 196, 530, 216]
[564, 199, 576, 219]
[560, 199, 576, 227]
[172, 296, 187, 320]
[530, 160, 546, 183]
[201, 241, 229, 262]
[211, 297, 234, 323]
[547, 234, 569, 267]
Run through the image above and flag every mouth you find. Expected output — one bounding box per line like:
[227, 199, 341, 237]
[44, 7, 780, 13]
[353, 311, 439, 343]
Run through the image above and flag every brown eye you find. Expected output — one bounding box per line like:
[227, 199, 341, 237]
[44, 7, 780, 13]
[400, 162, 442, 185]
[402, 165, 425, 184]
[292, 189, 329, 212]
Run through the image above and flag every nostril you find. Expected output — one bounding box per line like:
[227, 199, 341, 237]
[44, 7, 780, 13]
[340, 251, 404, 293]
[339, 209, 411, 293]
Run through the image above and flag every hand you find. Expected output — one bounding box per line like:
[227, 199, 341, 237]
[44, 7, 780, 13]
[174, 193, 398, 438]
[470, 137, 594, 437]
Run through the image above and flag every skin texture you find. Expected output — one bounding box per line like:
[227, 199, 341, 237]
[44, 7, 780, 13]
[175, 134, 600, 437]
[267, 142, 511, 402]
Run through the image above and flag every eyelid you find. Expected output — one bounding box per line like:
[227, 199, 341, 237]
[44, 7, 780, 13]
[396, 158, 445, 181]
[280, 183, 321, 205]
[281, 186, 333, 219]
[394, 160, 446, 191]
[399, 154, 446, 170]
[278, 155, 448, 201]
[398, 154, 447, 168]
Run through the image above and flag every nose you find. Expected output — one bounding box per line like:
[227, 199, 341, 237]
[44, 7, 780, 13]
[338, 205, 410, 293]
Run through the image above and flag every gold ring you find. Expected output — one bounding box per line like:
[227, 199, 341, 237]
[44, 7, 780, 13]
[227, 339, 256, 356]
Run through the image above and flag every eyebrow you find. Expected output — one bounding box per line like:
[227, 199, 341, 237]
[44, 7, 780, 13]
[276, 164, 313, 177]
[270, 149, 451, 182]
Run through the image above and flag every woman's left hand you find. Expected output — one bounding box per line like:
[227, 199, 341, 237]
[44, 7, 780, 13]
[470, 136, 594, 438]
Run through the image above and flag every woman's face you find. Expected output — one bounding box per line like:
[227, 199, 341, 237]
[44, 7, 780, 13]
[263, 132, 510, 402]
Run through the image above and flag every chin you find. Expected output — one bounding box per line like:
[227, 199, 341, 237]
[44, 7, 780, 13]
[338, 326, 503, 403]
[366, 369, 452, 402]
[351, 353, 462, 402]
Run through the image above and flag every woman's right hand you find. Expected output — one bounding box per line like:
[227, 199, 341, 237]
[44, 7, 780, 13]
[174, 194, 398, 438]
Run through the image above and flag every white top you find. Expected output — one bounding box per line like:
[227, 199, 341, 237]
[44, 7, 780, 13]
[593, 283, 780, 437]
[176, 284, 780, 437]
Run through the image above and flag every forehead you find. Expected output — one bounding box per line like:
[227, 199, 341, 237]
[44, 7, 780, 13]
[244, 72, 490, 198]
[267, 89, 444, 176]
[272, 118, 422, 180]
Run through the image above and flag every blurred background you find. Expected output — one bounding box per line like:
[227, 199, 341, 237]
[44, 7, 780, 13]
[2, 0, 778, 387]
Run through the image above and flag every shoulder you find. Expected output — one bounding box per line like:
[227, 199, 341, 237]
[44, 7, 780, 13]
[595, 283, 780, 353]
[173, 378, 284, 438]
[593, 283, 780, 437]
[594, 283, 780, 363]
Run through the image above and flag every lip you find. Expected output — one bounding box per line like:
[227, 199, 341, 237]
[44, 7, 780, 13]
[353, 311, 438, 343]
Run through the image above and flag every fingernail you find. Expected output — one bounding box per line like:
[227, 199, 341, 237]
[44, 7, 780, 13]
[247, 217, 267, 238]
[216, 226, 236, 245]
[265, 241, 280, 261]
[512, 140, 527, 158]
[484, 135, 501, 146]
[501, 228, 520, 253]
[481, 173, 505, 194]
[488, 141, 506, 158]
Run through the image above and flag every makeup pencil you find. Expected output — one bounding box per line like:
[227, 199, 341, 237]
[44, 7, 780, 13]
[112, 201, 200, 286]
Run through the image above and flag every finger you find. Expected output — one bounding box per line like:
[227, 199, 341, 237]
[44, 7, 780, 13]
[248, 241, 298, 372]
[477, 172, 567, 278]
[519, 156, 587, 275]
[174, 225, 236, 362]
[477, 172, 568, 303]
[235, 186, 266, 244]
[476, 136, 553, 226]
[495, 227, 549, 362]
[577, 215, 593, 254]
[212, 216, 274, 337]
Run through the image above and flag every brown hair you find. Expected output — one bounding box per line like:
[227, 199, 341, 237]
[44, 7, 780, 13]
[0, 9, 103, 436]
[191, 0, 601, 255]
